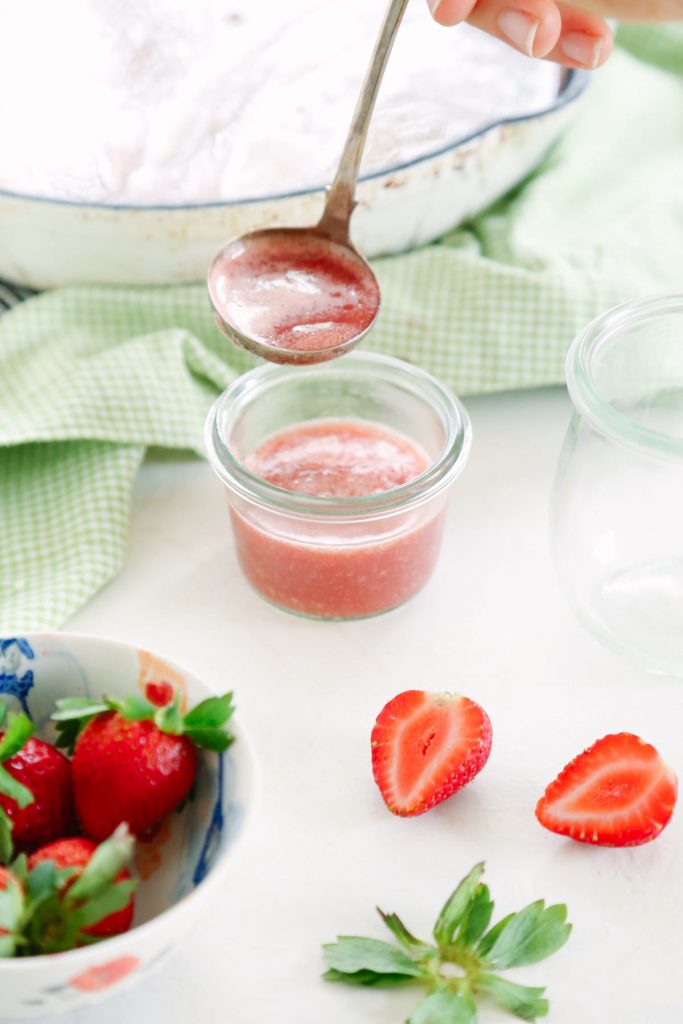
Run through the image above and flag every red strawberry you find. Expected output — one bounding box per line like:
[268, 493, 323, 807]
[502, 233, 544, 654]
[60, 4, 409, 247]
[0, 704, 74, 852]
[73, 713, 197, 840]
[52, 690, 235, 841]
[29, 835, 134, 938]
[371, 690, 492, 816]
[535, 732, 678, 847]
[0, 735, 74, 850]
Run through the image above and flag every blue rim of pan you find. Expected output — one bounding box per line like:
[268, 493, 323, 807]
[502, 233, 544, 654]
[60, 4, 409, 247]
[0, 69, 588, 212]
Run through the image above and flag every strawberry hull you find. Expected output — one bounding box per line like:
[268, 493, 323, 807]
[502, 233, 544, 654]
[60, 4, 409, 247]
[29, 837, 134, 938]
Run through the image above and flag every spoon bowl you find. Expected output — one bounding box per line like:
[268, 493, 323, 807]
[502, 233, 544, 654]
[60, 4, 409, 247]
[208, 225, 380, 365]
[207, 0, 408, 364]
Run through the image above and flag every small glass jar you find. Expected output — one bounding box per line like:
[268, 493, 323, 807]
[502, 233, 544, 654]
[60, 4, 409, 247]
[551, 295, 683, 674]
[205, 352, 471, 619]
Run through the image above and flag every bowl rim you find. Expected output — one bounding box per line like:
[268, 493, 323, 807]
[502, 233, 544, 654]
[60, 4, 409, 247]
[0, 630, 258, 972]
[0, 70, 587, 212]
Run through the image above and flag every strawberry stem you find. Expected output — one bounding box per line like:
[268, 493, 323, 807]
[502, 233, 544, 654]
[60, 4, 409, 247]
[52, 690, 236, 753]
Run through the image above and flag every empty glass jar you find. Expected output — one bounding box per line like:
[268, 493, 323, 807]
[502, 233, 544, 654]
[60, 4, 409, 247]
[551, 295, 683, 675]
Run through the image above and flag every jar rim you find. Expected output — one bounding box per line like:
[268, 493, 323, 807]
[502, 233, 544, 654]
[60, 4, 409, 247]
[204, 351, 472, 519]
[566, 294, 683, 460]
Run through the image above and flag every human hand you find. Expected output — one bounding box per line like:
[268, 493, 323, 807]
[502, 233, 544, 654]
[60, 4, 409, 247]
[428, 0, 682, 69]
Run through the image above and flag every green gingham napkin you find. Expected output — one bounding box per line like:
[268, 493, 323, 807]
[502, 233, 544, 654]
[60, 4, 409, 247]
[1, 25, 683, 631]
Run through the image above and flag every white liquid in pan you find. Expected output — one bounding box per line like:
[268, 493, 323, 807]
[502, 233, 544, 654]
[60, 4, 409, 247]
[0, 0, 561, 205]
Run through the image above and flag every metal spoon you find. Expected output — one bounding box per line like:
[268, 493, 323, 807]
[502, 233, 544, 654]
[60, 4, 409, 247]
[208, 0, 410, 365]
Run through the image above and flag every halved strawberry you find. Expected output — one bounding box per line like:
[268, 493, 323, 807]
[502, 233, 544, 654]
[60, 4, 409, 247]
[535, 732, 678, 847]
[371, 690, 492, 817]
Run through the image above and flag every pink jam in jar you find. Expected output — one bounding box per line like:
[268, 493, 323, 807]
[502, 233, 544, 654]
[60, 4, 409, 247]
[230, 418, 445, 619]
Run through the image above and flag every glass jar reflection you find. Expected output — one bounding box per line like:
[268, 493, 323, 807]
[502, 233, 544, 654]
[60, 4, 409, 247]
[551, 295, 683, 675]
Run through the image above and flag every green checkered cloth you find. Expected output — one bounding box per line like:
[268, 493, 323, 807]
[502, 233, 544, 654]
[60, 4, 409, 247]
[1, 25, 683, 631]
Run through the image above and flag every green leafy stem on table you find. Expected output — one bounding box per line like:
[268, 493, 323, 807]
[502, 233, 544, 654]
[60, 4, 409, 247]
[322, 863, 571, 1023]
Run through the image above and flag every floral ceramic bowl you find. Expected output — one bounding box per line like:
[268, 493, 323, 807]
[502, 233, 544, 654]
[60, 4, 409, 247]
[0, 633, 256, 1018]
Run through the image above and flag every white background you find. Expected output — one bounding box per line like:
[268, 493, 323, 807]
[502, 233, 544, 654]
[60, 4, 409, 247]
[19, 386, 681, 1024]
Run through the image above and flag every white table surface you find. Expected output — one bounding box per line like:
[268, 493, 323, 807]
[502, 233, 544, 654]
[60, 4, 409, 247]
[26, 385, 682, 1024]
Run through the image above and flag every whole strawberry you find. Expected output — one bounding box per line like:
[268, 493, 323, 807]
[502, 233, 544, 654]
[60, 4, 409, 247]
[28, 833, 134, 938]
[53, 688, 235, 841]
[0, 703, 74, 853]
[18, 824, 136, 954]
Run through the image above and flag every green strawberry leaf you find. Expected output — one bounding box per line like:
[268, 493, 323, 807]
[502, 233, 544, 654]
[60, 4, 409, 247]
[66, 824, 135, 905]
[110, 693, 156, 721]
[52, 719, 83, 755]
[408, 988, 477, 1024]
[184, 693, 235, 730]
[323, 937, 426, 979]
[0, 870, 24, 935]
[10, 853, 27, 884]
[481, 903, 571, 970]
[433, 863, 485, 946]
[52, 697, 110, 721]
[183, 728, 234, 752]
[477, 912, 515, 958]
[0, 764, 34, 810]
[0, 935, 15, 958]
[323, 968, 418, 987]
[0, 807, 13, 866]
[457, 884, 494, 947]
[378, 908, 431, 953]
[26, 860, 60, 903]
[71, 879, 136, 929]
[476, 973, 549, 1021]
[322, 866, 572, 1023]
[0, 712, 34, 763]
[154, 695, 184, 735]
[52, 698, 109, 754]
[183, 694, 235, 751]
[0, 703, 6, 729]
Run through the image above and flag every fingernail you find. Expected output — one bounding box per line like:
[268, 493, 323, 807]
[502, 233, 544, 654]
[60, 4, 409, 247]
[497, 10, 540, 56]
[428, 0, 442, 16]
[560, 31, 604, 69]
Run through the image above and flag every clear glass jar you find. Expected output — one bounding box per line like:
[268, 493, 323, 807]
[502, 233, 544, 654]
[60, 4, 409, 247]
[205, 352, 471, 620]
[551, 295, 683, 674]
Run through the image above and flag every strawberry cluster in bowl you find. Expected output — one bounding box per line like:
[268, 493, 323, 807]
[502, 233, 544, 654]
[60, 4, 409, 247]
[0, 634, 255, 1019]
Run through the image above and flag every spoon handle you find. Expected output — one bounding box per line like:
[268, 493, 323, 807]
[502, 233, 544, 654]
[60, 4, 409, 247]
[317, 0, 410, 243]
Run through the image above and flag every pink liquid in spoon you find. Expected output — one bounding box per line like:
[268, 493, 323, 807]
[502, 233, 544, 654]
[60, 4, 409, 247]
[209, 231, 379, 356]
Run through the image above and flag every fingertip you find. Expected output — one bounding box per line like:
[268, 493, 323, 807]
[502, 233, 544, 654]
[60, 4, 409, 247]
[529, 2, 563, 58]
[428, 0, 478, 26]
[553, 3, 614, 68]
